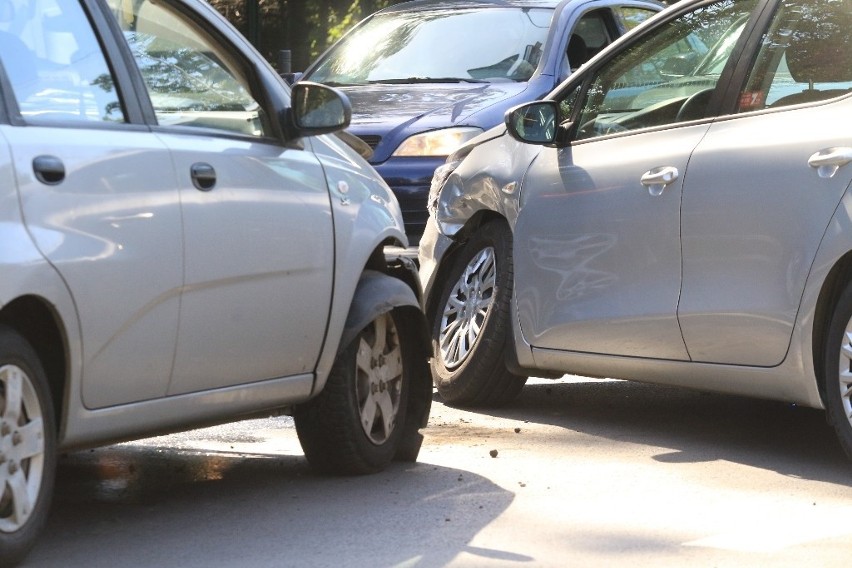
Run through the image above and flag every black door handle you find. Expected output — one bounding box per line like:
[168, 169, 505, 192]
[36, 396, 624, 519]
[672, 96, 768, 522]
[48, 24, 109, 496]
[32, 155, 65, 185]
[190, 162, 216, 191]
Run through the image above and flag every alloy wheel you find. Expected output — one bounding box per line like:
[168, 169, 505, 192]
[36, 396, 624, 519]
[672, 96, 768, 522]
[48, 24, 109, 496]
[439, 246, 497, 369]
[0, 364, 45, 533]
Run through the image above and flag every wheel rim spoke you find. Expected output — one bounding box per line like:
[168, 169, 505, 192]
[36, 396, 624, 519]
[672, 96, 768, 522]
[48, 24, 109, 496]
[356, 340, 372, 375]
[2, 367, 23, 424]
[13, 419, 44, 462]
[360, 390, 378, 433]
[376, 391, 395, 439]
[0, 364, 45, 533]
[7, 468, 32, 526]
[440, 247, 496, 369]
[371, 314, 387, 356]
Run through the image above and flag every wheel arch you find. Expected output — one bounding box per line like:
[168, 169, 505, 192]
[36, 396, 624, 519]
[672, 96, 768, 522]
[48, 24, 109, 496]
[0, 295, 67, 435]
[317, 267, 432, 462]
[424, 211, 509, 326]
[812, 250, 852, 405]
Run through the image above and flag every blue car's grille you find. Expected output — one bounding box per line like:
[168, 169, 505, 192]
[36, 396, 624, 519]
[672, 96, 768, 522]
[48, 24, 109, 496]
[357, 135, 382, 149]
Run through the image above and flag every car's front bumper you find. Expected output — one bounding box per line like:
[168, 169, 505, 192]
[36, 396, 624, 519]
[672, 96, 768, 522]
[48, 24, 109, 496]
[416, 215, 456, 309]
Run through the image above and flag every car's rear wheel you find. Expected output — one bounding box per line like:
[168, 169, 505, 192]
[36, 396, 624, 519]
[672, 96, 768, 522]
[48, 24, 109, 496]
[822, 280, 852, 460]
[295, 311, 409, 475]
[0, 326, 55, 567]
[430, 220, 526, 407]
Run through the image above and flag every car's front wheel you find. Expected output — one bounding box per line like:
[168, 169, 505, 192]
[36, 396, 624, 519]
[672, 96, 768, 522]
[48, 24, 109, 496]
[295, 311, 409, 475]
[0, 325, 56, 567]
[430, 220, 526, 407]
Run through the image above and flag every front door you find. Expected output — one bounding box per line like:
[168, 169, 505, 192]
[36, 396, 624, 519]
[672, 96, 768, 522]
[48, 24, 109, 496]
[107, 0, 335, 395]
[515, 0, 760, 359]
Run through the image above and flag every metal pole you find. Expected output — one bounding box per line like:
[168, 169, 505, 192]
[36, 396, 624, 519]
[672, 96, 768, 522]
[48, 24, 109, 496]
[246, 0, 260, 48]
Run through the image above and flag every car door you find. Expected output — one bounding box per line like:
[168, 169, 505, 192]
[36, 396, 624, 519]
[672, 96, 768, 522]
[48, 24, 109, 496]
[106, 0, 335, 394]
[0, 0, 183, 408]
[678, 0, 852, 366]
[514, 0, 760, 359]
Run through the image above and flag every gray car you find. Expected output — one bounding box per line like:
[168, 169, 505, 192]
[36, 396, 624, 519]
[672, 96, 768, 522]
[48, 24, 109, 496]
[420, 0, 852, 451]
[0, 0, 431, 564]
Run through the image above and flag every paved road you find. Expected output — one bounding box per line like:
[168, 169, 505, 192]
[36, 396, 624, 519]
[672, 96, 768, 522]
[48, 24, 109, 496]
[24, 376, 852, 567]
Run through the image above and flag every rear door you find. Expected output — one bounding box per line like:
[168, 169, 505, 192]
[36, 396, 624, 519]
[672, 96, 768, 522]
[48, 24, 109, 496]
[678, 0, 852, 365]
[0, 0, 183, 407]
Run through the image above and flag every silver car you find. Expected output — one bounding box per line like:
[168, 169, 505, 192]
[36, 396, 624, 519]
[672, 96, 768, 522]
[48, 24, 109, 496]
[421, 0, 852, 449]
[0, 0, 431, 564]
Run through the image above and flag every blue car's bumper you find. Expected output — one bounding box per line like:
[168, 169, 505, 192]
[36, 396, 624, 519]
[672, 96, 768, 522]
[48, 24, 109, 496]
[373, 156, 446, 245]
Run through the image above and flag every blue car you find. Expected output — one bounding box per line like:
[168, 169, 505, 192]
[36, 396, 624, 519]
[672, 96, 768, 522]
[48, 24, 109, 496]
[300, 0, 663, 244]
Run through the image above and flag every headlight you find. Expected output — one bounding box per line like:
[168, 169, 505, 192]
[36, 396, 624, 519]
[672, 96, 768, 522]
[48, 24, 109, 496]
[392, 127, 483, 157]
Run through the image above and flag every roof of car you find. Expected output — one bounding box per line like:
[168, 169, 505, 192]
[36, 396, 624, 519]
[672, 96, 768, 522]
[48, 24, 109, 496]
[377, 0, 568, 13]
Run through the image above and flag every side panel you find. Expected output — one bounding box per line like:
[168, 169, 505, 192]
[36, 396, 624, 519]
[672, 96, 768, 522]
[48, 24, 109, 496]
[679, 100, 852, 365]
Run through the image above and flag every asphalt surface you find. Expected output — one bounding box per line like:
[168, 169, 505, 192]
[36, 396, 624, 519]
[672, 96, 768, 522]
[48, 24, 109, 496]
[23, 376, 852, 567]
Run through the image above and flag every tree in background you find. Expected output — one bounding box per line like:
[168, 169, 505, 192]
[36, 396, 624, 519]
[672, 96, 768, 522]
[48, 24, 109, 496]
[209, 0, 405, 73]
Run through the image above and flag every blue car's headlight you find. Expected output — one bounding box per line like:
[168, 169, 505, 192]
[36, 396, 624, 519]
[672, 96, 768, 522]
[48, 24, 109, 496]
[392, 127, 483, 157]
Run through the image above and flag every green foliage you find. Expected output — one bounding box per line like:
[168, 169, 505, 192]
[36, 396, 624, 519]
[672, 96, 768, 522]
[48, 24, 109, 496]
[209, 0, 404, 72]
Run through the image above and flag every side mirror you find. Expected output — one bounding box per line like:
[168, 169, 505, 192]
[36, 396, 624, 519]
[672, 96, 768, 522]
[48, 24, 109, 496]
[505, 101, 559, 145]
[286, 81, 351, 138]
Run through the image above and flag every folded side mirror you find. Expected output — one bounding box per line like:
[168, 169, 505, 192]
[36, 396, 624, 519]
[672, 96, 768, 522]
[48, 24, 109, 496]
[284, 81, 352, 139]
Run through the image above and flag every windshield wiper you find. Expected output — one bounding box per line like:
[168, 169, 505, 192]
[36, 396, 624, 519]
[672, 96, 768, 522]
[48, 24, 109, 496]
[367, 77, 489, 84]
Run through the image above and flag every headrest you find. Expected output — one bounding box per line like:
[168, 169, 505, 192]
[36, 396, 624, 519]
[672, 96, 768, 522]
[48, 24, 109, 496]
[786, 3, 852, 84]
[567, 34, 588, 70]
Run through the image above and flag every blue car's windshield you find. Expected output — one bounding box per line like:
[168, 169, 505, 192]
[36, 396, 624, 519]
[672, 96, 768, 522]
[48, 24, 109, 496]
[306, 7, 554, 85]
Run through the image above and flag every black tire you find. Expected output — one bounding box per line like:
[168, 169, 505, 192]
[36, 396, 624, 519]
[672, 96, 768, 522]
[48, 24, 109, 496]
[430, 220, 527, 407]
[295, 311, 409, 475]
[0, 325, 56, 567]
[823, 280, 852, 461]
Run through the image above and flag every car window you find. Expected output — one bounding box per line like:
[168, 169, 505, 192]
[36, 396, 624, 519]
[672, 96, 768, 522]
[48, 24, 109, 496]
[0, 0, 124, 123]
[737, 0, 852, 112]
[565, 10, 616, 73]
[306, 8, 554, 84]
[615, 6, 659, 31]
[571, 0, 759, 141]
[105, 0, 271, 137]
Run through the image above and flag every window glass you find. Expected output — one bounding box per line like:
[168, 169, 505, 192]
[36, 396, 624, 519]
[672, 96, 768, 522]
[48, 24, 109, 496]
[737, 0, 852, 112]
[106, 0, 271, 137]
[306, 8, 554, 84]
[615, 7, 658, 31]
[572, 0, 758, 140]
[0, 0, 124, 122]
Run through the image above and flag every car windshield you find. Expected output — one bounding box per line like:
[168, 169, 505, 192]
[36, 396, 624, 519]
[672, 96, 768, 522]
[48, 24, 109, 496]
[306, 7, 554, 85]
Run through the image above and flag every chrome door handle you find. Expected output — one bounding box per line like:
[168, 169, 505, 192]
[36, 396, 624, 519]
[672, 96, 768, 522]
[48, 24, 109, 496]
[32, 155, 65, 185]
[190, 162, 216, 191]
[809, 147, 852, 179]
[640, 166, 679, 196]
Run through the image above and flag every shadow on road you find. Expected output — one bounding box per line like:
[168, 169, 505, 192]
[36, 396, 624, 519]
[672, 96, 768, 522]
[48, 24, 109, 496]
[463, 377, 852, 484]
[28, 442, 516, 567]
